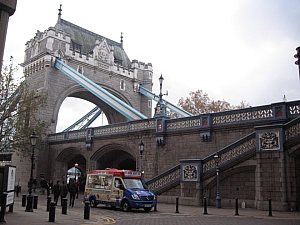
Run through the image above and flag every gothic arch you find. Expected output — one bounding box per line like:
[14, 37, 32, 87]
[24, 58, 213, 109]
[56, 147, 81, 163]
[90, 143, 136, 170]
[204, 165, 256, 190]
[52, 83, 135, 131]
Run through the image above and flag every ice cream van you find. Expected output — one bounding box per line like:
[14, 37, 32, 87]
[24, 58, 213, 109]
[84, 168, 156, 212]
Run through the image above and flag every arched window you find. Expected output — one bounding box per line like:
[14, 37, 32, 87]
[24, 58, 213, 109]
[78, 66, 83, 74]
[120, 80, 125, 91]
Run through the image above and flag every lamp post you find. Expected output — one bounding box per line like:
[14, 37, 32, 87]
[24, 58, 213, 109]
[74, 163, 78, 182]
[74, 163, 78, 198]
[155, 74, 168, 117]
[158, 74, 164, 104]
[139, 140, 144, 172]
[26, 131, 38, 212]
[214, 153, 221, 208]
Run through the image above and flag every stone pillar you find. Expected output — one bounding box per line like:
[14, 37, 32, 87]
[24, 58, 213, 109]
[255, 152, 288, 211]
[0, 0, 17, 73]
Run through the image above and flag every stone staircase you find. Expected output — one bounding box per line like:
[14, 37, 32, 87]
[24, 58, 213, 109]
[146, 115, 300, 194]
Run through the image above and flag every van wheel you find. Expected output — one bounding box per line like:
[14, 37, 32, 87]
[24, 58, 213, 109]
[144, 207, 152, 212]
[90, 198, 97, 208]
[121, 200, 131, 212]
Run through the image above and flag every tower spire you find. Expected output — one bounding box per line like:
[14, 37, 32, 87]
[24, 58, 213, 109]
[120, 32, 123, 49]
[58, 4, 62, 19]
[57, 4, 62, 24]
[56, 4, 62, 32]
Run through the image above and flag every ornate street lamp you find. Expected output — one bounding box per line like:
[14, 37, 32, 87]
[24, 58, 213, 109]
[26, 131, 38, 212]
[74, 163, 78, 182]
[214, 153, 221, 208]
[74, 163, 78, 198]
[158, 74, 164, 104]
[139, 140, 144, 172]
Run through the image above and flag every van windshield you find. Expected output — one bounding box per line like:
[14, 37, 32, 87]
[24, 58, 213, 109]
[123, 178, 146, 189]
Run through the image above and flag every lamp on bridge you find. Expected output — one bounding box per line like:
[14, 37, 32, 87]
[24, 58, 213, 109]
[139, 140, 144, 172]
[214, 153, 221, 208]
[154, 74, 168, 117]
[26, 131, 38, 212]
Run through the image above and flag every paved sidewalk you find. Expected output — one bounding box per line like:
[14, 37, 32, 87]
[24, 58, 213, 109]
[2, 192, 300, 225]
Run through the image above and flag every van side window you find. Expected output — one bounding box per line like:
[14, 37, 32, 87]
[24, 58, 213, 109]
[114, 178, 123, 189]
[88, 175, 112, 189]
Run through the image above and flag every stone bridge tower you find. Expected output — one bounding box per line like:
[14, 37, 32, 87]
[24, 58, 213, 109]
[21, 7, 153, 133]
[16, 7, 153, 187]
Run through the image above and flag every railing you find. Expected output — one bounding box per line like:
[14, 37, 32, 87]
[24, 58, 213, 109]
[48, 119, 156, 142]
[202, 133, 256, 174]
[145, 165, 180, 195]
[145, 133, 256, 194]
[145, 116, 300, 194]
[284, 116, 300, 141]
[48, 100, 300, 142]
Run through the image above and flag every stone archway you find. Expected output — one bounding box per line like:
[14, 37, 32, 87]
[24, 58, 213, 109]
[204, 165, 256, 207]
[90, 143, 136, 170]
[55, 147, 87, 184]
[53, 84, 135, 132]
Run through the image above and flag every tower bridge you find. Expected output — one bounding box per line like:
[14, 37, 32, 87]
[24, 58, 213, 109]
[10, 7, 300, 212]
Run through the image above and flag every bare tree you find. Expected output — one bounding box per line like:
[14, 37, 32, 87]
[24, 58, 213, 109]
[171, 89, 249, 118]
[0, 63, 48, 157]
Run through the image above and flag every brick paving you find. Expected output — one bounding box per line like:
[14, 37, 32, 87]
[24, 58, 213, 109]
[2, 191, 300, 225]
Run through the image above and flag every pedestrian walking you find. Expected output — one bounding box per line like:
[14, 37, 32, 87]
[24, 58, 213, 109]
[68, 178, 77, 207]
[33, 178, 37, 193]
[40, 178, 47, 195]
[59, 181, 68, 205]
[53, 180, 60, 205]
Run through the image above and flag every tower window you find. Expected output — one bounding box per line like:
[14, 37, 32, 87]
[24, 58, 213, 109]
[120, 80, 125, 90]
[78, 66, 83, 74]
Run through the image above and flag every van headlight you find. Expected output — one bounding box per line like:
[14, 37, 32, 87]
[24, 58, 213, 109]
[131, 194, 140, 200]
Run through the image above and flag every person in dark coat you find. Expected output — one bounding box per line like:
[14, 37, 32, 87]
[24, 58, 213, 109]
[49, 180, 53, 194]
[68, 178, 77, 207]
[59, 181, 68, 205]
[32, 178, 37, 193]
[53, 180, 60, 205]
[40, 178, 47, 195]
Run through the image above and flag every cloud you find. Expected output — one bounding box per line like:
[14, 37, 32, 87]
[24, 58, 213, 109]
[4, 0, 300, 132]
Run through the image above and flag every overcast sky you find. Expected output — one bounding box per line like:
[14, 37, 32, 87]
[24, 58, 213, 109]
[4, 0, 300, 132]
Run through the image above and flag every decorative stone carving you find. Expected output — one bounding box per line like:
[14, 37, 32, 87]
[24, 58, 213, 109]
[182, 164, 197, 181]
[98, 43, 109, 62]
[259, 131, 280, 150]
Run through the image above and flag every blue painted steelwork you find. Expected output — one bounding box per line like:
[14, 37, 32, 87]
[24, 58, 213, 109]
[62, 106, 102, 132]
[81, 108, 102, 129]
[55, 58, 147, 121]
[138, 84, 193, 117]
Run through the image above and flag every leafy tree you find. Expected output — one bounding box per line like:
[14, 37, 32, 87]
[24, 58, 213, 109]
[0, 62, 48, 157]
[172, 89, 249, 117]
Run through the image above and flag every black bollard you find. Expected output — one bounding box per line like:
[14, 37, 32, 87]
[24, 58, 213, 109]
[235, 198, 239, 216]
[203, 197, 208, 215]
[154, 196, 157, 212]
[268, 198, 272, 217]
[62, 198, 68, 215]
[47, 196, 51, 211]
[49, 202, 56, 222]
[22, 194, 26, 207]
[33, 195, 38, 209]
[0, 192, 7, 223]
[175, 197, 179, 213]
[25, 195, 33, 212]
[84, 201, 90, 220]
